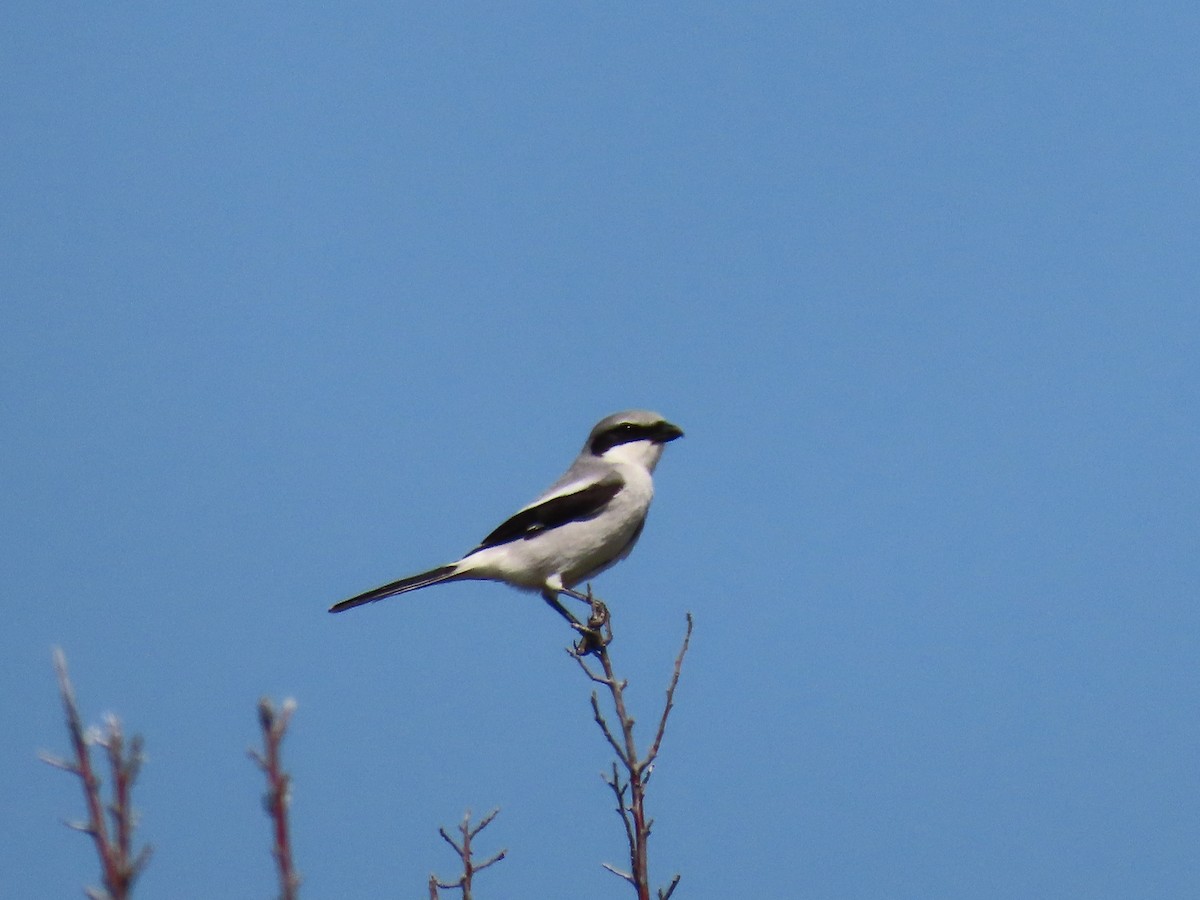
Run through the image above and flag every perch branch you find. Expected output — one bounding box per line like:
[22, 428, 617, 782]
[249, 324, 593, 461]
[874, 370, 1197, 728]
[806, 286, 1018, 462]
[568, 592, 693, 900]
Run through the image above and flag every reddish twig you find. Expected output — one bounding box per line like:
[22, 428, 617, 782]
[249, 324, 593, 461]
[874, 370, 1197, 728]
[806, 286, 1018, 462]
[249, 697, 301, 900]
[430, 808, 506, 900]
[570, 596, 693, 900]
[41, 648, 152, 900]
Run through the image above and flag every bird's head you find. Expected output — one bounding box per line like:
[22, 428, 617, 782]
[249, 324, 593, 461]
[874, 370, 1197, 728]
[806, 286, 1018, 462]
[584, 410, 684, 471]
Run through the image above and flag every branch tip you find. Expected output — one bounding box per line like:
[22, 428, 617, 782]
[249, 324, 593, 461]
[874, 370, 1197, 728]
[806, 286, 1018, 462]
[567, 605, 694, 899]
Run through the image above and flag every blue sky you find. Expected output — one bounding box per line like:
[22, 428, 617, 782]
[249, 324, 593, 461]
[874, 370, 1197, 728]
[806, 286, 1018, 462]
[3, 3, 1198, 897]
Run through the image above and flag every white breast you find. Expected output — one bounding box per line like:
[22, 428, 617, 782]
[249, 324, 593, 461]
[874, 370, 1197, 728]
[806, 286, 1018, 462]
[459, 459, 656, 592]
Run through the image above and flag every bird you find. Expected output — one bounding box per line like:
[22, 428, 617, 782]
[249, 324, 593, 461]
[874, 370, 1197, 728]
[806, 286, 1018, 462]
[329, 410, 684, 628]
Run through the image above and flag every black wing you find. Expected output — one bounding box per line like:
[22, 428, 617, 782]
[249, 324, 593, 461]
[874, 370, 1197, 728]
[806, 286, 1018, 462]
[473, 473, 624, 551]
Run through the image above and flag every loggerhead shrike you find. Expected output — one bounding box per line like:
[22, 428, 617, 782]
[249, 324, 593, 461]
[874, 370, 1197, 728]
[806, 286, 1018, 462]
[329, 410, 683, 627]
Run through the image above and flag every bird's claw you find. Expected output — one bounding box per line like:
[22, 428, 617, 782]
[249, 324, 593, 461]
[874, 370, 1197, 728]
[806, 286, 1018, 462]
[571, 596, 610, 655]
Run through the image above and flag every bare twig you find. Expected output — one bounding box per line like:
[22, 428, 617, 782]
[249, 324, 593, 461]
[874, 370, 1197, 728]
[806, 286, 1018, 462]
[430, 808, 506, 900]
[603, 861, 636, 883]
[658, 873, 682, 899]
[647, 615, 693, 769]
[249, 697, 300, 900]
[42, 648, 152, 900]
[569, 592, 693, 900]
[604, 762, 636, 875]
[590, 693, 630, 766]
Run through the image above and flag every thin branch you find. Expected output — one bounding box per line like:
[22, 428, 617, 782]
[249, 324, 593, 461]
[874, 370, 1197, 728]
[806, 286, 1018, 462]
[473, 849, 506, 872]
[590, 692, 630, 766]
[250, 697, 300, 900]
[658, 873, 682, 899]
[604, 762, 636, 867]
[646, 613, 693, 768]
[567, 594, 693, 900]
[44, 648, 151, 900]
[468, 807, 501, 836]
[603, 862, 636, 884]
[571, 649, 615, 687]
[429, 808, 506, 900]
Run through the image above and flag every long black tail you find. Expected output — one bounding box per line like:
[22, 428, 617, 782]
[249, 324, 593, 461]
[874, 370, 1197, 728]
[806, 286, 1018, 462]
[329, 564, 461, 613]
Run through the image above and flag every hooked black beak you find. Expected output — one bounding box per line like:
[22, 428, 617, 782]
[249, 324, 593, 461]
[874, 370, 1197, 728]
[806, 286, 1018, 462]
[656, 421, 684, 443]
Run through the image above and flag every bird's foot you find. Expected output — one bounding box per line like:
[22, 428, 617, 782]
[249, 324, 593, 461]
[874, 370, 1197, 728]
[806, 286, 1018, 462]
[571, 595, 610, 656]
[562, 585, 597, 607]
